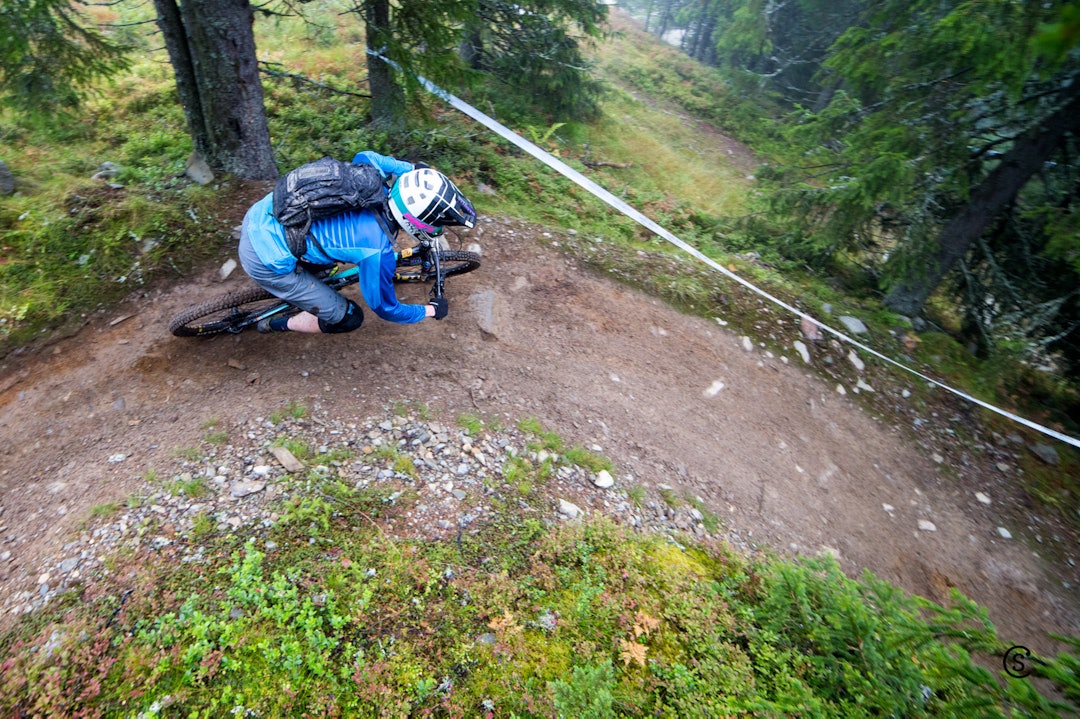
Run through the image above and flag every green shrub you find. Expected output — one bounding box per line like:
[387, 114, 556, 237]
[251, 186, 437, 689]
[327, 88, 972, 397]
[2, 517, 1078, 717]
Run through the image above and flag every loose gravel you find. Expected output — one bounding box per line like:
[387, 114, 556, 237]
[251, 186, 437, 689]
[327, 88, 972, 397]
[3, 409, 737, 618]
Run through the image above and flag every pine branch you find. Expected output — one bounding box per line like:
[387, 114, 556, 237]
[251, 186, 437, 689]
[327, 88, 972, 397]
[258, 62, 371, 98]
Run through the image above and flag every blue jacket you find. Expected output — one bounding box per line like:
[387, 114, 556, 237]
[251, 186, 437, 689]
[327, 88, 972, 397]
[245, 151, 424, 324]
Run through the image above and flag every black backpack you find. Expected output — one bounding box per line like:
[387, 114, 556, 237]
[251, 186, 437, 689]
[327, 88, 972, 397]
[272, 156, 391, 258]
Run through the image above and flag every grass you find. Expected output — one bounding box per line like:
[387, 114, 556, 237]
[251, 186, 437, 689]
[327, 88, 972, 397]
[1, 405, 1077, 715]
[658, 486, 680, 508]
[272, 437, 311, 461]
[165, 473, 210, 499]
[2, 9, 1079, 713]
[202, 429, 228, 445]
[2, 506, 1077, 717]
[517, 416, 563, 452]
[371, 444, 399, 463]
[393, 453, 418, 479]
[270, 400, 308, 424]
[685, 495, 722, 534]
[83, 502, 120, 528]
[170, 445, 203, 462]
[564, 445, 615, 474]
[457, 412, 484, 435]
[189, 511, 215, 541]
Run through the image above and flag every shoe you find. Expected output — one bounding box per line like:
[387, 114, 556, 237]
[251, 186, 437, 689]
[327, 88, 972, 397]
[257, 313, 294, 334]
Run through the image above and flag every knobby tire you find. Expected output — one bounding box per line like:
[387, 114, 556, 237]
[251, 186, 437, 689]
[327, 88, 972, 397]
[168, 285, 279, 337]
[170, 250, 479, 337]
[394, 250, 480, 283]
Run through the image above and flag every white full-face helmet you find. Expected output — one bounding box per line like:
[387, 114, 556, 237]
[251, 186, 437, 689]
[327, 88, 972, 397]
[388, 168, 477, 239]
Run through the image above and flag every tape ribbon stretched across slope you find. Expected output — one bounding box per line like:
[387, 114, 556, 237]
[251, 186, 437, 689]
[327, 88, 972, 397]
[374, 52, 1080, 450]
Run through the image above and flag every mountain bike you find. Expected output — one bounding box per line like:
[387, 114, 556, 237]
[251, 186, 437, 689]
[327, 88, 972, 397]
[168, 238, 480, 337]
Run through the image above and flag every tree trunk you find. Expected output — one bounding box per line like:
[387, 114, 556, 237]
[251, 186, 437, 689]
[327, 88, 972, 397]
[153, 0, 277, 180]
[884, 83, 1080, 317]
[656, 0, 676, 39]
[153, 0, 209, 160]
[459, 25, 484, 71]
[364, 0, 405, 132]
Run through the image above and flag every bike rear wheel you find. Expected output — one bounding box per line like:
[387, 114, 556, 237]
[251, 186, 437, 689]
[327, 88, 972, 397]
[394, 250, 481, 283]
[169, 286, 284, 337]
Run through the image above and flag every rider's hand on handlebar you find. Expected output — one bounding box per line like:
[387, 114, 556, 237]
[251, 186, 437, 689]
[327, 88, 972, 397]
[429, 297, 448, 320]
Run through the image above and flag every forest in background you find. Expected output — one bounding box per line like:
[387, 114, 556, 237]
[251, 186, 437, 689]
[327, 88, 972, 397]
[622, 0, 1080, 391]
[1, 1, 1080, 715]
[4, 0, 1080, 428]
[1, 1, 1078, 497]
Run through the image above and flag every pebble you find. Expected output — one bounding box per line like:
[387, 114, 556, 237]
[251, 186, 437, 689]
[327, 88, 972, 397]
[230, 480, 266, 498]
[793, 341, 810, 364]
[800, 317, 823, 342]
[703, 380, 725, 397]
[558, 499, 582, 519]
[975, 492, 991, 505]
[918, 520, 937, 532]
[1029, 444, 1060, 466]
[839, 316, 868, 334]
[998, 527, 1012, 539]
[4, 410, 728, 618]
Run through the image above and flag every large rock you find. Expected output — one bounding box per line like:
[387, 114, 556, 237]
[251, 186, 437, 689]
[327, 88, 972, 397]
[800, 316, 824, 342]
[185, 152, 215, 185]
[92, 162, 120, 181]
[839, 315, 868, 335]
[471, 290, 507, 339]
[0, 160, 15, 196]
[1029, 443, 1060, 466]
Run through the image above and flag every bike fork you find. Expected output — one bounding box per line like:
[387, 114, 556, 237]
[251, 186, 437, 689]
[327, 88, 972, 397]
[431, 249, 445, 299]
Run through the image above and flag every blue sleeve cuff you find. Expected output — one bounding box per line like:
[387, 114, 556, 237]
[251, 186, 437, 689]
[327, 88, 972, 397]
[352, 151, 413, 179]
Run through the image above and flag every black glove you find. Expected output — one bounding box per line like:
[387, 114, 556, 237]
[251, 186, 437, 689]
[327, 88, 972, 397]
[429, 297, 448, 320]
[413, 161, 431, 170]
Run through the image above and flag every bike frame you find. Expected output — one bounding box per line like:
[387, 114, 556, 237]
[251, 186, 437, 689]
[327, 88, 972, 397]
[393, 236, 446, 298]
[240, 239, 445, 333]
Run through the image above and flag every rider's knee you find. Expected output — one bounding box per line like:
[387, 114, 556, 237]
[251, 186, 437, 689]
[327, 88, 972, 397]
[318, 300, 364, 334]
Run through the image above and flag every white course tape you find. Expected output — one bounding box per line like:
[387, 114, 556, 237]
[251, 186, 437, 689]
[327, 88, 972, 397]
[378, 52, 1080, 450]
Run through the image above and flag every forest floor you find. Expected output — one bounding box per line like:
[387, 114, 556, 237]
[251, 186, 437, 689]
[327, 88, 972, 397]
[0, 186, 1077, 655]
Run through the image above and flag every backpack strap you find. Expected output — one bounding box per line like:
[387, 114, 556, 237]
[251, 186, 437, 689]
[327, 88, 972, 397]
[291, 204, 396, 266]
[284, 218, 311, 258]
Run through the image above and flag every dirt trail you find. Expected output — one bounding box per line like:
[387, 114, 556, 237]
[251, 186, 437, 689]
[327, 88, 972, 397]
[1, 210, 1077, 653]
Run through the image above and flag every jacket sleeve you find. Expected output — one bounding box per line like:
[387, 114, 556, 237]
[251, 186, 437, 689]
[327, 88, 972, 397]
[352, 150, 414, 179]
[356, 245, 426, 324]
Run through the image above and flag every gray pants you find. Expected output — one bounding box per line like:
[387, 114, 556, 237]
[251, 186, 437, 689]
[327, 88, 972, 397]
[237, 233, 348, 324]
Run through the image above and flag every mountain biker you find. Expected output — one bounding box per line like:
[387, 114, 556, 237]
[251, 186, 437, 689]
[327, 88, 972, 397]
[237, 150, 477, 334]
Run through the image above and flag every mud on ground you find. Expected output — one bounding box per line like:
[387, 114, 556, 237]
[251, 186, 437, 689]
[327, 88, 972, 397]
[0, 209, 1077, 656]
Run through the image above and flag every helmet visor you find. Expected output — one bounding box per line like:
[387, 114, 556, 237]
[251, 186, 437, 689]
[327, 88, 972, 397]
[421, 177, 476, 229]
[391, 171, 477, 236]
